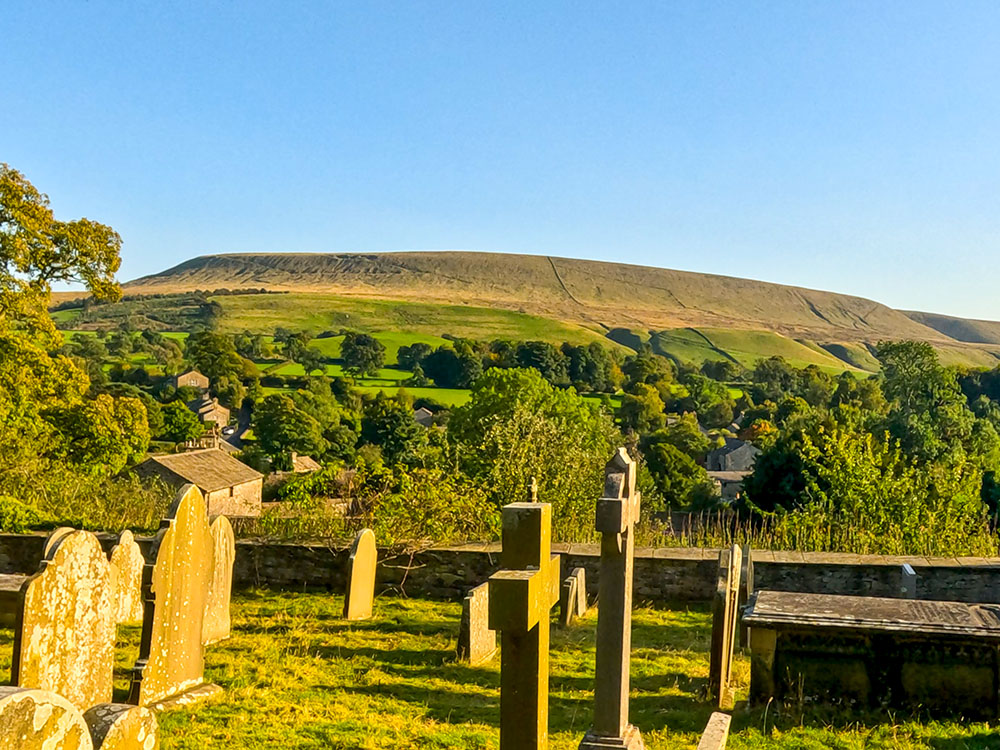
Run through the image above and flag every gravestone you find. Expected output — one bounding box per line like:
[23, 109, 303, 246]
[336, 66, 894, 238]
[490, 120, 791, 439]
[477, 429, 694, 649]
[738, 544, 753, 648]
[83, 704, 158, 749]
[901, 563, 917, 599]
[343, 528, 377, 621]
[696, 712, 732, 750]
[744, 590, 1000, 716]
[109, 530, 145, 625]
[580, 448, 644, 750]
[489, 501, 561, 750]
[708, 545, 742, 710]
[560, 567, 587, 627]
[0, 686, 93, 750]
[456, 582, 496, 665]
[13, 530, 115, 709]
[129, 484, 220, 709]
[203, 516, 235, 645]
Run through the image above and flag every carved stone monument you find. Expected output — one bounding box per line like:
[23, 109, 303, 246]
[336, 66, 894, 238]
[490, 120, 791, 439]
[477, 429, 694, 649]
[343, 528, 377, 621]
[708, 545, 742, 710]
[738, 544, 753, 648]
[13, 530, 115, 709]
[83, 703, 159, 749]
[560, 567, 587, 627]
[744, 590, 1000, 717]
[489, 501, 561, 750]
[580, 448, 644, 750]
[203, 515, 235, 645]
[456, 582, 496, 665]
[109, 530, 145, 625]
[696, 712, 732, 750]
[129, 484, 220, 709]
[0, 686, 93, 750]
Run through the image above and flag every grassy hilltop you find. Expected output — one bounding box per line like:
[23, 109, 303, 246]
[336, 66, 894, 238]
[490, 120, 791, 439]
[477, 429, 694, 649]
[59, 250, 1000, 372]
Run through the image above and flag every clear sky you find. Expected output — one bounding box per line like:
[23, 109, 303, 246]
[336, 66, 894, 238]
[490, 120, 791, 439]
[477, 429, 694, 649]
[4, 2, 1000, 318]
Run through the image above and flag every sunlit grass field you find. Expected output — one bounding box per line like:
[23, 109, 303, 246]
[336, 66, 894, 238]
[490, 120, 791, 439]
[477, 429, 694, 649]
[1, 591, 990, 749]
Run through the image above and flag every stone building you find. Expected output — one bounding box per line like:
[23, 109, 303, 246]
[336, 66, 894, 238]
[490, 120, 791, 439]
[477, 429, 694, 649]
[707, 470, 751, 503]
[134, 448, 263, 517]
[706, 438, 760, 472]
[172, 369, 210, 391]
[187, 395, 230, 428]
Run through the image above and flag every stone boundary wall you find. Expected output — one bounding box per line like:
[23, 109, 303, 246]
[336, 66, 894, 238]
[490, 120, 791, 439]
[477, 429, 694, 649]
[0, 534, 997, 604]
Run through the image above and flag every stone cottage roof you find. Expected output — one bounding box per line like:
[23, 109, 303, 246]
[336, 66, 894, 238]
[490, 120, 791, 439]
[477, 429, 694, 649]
[140, 448, 262, 492]
[291, 454, 322, 473]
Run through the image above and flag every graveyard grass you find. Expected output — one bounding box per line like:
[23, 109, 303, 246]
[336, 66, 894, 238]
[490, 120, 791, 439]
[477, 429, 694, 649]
[1, 590, 992, 749]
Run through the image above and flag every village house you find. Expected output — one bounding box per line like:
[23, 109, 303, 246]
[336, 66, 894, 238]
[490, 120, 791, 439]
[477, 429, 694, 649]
[706, 437, 760, 472]
[413, 407, 434, 427]
[187, 394, 230, 428]
[291, 453, 322, 473]
[134, 448, 263, 517]
[172, 369, 210, 391]
[707, 470, 751, 503]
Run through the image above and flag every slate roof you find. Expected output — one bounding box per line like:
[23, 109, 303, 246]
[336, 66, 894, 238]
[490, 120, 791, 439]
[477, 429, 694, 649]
[292, 454, 322, 472]
[140, 448, 262, 492]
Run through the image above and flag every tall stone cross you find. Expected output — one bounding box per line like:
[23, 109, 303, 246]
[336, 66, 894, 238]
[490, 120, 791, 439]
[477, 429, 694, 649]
[489, 501, 561, 750]
[580, 448, 644, 750]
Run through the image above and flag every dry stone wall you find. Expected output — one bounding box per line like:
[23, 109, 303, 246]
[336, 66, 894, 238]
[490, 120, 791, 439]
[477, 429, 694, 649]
[0, 534, 997, 604]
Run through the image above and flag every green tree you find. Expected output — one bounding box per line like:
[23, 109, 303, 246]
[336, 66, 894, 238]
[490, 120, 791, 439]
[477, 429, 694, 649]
[254, 394, 329, 469]
[48, 394, 150, 475]
[341, 333, 386, 377]
[158, 401, 205, 443]
[643, 441, 715, 509]
[618, 384, 666, 434]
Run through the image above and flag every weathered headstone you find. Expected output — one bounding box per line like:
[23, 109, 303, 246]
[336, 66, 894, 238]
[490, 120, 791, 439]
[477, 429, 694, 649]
[109, 530, 145, 625]
[343, 528, 377, 621]
[708, 545, 742, 710]
[696, 712, 732, 750]
[901, 563, 917, 599]
[203, 515, 235, 645]
[738, 544, 753, 648]
[456, 582, 496, 665]
[488, 501, 561, 750]
[83, 703, 158, 750]
[560, 567, 587, 627]
[580, 448, 644, 750]
[0, 686, 93, 750]
[13, 530, 115, 709]
[129, 484, 220, 709]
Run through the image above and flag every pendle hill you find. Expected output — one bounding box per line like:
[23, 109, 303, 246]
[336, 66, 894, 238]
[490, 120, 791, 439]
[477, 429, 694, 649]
[61, 251, 1000, 372]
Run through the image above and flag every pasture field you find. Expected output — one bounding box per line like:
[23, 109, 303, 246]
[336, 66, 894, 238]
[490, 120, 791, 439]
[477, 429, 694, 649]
[210, 293, 618, 347]
[0, 590, 983, 749]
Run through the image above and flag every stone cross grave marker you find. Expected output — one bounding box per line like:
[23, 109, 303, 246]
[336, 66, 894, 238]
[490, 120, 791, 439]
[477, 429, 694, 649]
[560, 567, 587, 627]
[580, 448, 644, 750]
[738, 544, 753, 649]
[129, 484, 220, 709]
[343, 528, 377, 621]
[0, 686, 93, 750]
[110, 530, 145, 625]
[456, 582, 497, 665]
[203, 515, 235, 645]
[13, 530, 115, 710]
[489, 501, 561, 750]
[708, 545, 742, 710]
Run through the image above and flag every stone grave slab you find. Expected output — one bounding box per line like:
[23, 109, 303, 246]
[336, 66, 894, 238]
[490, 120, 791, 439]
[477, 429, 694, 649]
[696, 712, 731, 750]
[708, 545, 741, 710]
[129, 484, 218, 709]
[83, 703, 159, 749]
[203, 515, 235, 645]
[744, 589, 1000, 716]
[110, 531, 145, 625]
[559, 567, 587, 627]
[900, 563, 917, 599]
[456, 582, 496, 665]
[343, 528, 377, 621]
[580, 448, 645, 750]
[738, 545, 753, 648]
[13, 530, 115, 710]
[0, 686, 93, 750]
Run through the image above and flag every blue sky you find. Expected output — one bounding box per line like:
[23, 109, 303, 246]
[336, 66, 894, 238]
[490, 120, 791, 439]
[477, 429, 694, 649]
[4, 2, 1000, 318]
